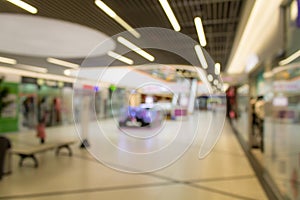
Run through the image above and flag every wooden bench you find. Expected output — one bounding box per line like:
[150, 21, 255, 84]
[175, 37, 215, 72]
[11, 140, 77, 168]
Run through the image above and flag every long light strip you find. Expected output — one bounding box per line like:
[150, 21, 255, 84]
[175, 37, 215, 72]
[227, 0, 283, 74]
[0, 66, 74, 83]
[0, 56, 17, 65]
[194, 45, 208, 69]
[158, 0, 181, 31]
[215, 63, 221, 75]
[107, 51, 134, 65]
[47, 58, 79, 69]
[17, 64, 48, 73]
[194, 17, 207, 47]
[6, 0, 37, 14]
[95, 0, 140, 38]
[117, 37, 155, 62]
[279, 50, 300, 65]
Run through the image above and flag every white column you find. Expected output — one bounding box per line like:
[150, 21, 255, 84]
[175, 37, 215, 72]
[80, 96, 90, 148]
[188, 79, 198, 114]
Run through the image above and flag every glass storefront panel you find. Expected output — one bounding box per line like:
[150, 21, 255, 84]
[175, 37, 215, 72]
[264, 64, 300, 200]
[235, 84, 250, 143]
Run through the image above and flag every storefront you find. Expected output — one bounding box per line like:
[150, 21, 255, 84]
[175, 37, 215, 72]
[231, 1, 300, 199]
[0, 77, 19, 133]
[264, 63, 300, 200]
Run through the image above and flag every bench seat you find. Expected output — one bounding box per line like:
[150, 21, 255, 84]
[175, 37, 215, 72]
[11, 140, 77, 167]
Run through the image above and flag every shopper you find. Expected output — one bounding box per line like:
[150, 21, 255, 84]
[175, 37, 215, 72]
[36, 116, 46, 144]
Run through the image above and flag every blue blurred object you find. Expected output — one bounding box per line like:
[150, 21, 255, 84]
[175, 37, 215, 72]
[118, 106, 161, 127]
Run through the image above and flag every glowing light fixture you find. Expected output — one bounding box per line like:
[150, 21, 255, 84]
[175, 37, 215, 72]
[64, 69, 71, 76]
[6, 0, 37, 14]
[279, 50, 300, 65]
[158, 0, 181, 31]
[207, 74, 213, 82]
[290, 0, 298, 21]
[0, 66, 74, 83]
[227, 0, 283, 74]
[117, 37, 155, 62]
[0, 56, 17, 65]
[17, 64, 47, 73]
[215, 63, 221, 75]
[213, 79, 219, 85]
[194, 17, 207, 47]
[194, 45, 208, 69]
[47, 58, 79, 69]
[107, 51, 134, 65]
[95, 0, 140, 38]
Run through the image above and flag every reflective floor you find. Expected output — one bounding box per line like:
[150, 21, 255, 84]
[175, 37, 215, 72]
[0, 112, 267, 200]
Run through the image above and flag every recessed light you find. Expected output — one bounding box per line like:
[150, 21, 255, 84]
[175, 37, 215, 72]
[95, 0, 140, 38]
[0, 56, 17, 65]
[47, 58, 79, 69]
[215, 63, 221, 75]
[6, 0, 38, 14]
[17, 64, 47, 73]
[194, 17, 207, 47]
[107, 51, 134, 65]
[159, 0, 181, 31]
[194, 45, 208, 69]
[117, 37, 155, 62]
[207, 74, 213, 82]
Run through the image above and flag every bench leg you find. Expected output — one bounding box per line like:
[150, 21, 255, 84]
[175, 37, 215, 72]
[56, 145, 72, 157]
[19, 154, 38, 168]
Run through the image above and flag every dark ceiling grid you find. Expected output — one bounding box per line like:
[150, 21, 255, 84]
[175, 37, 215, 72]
[220, 1, 227, 65]
[0, 0, 245, 71]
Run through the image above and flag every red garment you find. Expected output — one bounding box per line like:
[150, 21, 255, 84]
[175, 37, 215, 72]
[36, 123, 46, 139]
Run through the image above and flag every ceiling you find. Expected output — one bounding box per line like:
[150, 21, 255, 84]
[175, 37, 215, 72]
[0, 0, 246, 73]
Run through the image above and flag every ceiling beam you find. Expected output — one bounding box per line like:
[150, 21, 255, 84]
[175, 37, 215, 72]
[175, 0, 242, 7]
[182, 18, 239, 27]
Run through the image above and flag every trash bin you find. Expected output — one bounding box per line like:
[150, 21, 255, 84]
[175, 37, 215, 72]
[0, 136, 11, 180]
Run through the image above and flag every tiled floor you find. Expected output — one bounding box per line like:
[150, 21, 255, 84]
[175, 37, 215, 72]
[0, 111, 268, 200]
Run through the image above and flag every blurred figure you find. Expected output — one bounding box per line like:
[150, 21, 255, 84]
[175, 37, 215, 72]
[36, 116, 46, 144]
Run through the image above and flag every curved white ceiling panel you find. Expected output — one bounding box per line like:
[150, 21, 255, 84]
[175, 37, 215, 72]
[0, 14, 115, 58]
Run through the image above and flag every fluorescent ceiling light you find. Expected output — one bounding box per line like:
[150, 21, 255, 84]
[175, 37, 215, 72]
[290, 0, 298, 21]
[0, 56, 17, 65]
[215, 63, 221, 75]
[17, 64, 48, 73]
[0, 66, 74, 83]
[6, 0, 37, 14]
[207, 74, 213, 82]
[95, 0, 140, 38]
[194, 45, 208, 69]
[279, 50, 300, 65]
[159, 0, 181, 31]
[226, 0, 283, 74]
[117, 37, 155, 62]
[47, 57, 79, 69]
[194, 17, 207, 47]
[107, 51, 134, 65]
[95, 0, 116, 18]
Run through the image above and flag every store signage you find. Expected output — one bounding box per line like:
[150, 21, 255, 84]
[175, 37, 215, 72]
[21, 77, 37, 84]
[46, 80, 57, 87]
[274, 80, 300, 92]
